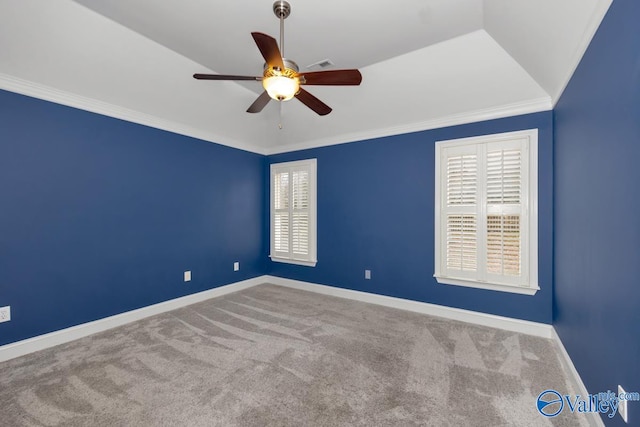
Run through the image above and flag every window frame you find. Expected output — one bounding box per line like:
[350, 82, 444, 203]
[270, 158, 317, 267]
[434, 129, 539, 295]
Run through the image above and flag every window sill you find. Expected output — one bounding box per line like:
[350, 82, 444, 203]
[434, 275, 539, 295]
[270, 256, 317, 267]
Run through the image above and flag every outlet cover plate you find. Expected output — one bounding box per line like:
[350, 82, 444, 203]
[234, 262, 239, 271]
[0, 306, 10, 323]
[619, 385, 628, 423]
[184, 271, 191, 282]
[365, 270, 371, 280]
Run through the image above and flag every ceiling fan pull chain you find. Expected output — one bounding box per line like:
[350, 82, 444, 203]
[279, 101, 283, 129]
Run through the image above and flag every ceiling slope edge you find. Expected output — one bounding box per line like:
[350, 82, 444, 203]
[267, 96, 552, 155]
[550, 0, 613, 105]
[0, 73, 268, 155]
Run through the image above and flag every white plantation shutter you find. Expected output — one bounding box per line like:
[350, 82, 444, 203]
[485, 142, 525, 282]
[435, 130, 538, 294]
[447, 154, 478, 206]
[292, 170, 309, 256]
[270, 159, 317, 266]
[446, 215, 477, 271]
[487, 215, 520, 276]
[442, 147, 479, 280]
[273, 171, 290, 253]
[487, 148, 521, 205]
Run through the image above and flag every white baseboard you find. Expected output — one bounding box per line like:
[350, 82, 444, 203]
[264, 276, 554, 338]
[263, 276, 602, 424]
[0, 275, 564, 368]
[0, 276, 265, 363]
[1, 274, 598, 424]
[551, 328, 605, 427]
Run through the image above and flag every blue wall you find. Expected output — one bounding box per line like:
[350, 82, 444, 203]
[0, 89, 265, 346]
[1, 5, 636, 421]
[268, 112, 554, 323]
[554, 1, 640, 424]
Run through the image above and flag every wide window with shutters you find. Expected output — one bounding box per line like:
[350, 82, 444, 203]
[270, 159, 317, 267]
[434, 130, 538, 295]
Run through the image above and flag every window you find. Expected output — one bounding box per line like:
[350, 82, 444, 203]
[270, 159, 317, 266]
[434, 129, 538, 295]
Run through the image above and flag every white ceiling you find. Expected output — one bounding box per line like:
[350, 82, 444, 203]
[0, 0, 611, 154]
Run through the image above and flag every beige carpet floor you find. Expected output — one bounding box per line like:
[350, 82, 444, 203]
[0, 284, 591, 426]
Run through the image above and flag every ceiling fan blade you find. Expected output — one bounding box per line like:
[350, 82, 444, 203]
[251, 32, 285, 70]
[295, 88, 332, 116]
[246, 91, 272, 113]
[193, 74, 261, 81]
[299, 69, 362, 86]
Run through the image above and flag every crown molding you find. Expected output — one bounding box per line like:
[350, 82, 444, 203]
[266, 96, 552, 155]
[0, 73, 553, 157]
[551, 0, 613, 105]
[0, 73, 268, 155]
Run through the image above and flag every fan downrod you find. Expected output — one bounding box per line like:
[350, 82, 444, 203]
[273, 1, 291, 19]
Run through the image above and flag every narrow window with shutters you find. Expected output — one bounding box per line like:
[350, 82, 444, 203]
[270, 159, 317, 267]
[435, 130, 538, 295]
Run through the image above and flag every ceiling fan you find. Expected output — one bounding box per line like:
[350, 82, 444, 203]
[193, 1, 362, 116]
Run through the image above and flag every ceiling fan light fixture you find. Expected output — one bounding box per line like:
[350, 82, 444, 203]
[193, 1, 361, 116]
[263, 75, 299, 101]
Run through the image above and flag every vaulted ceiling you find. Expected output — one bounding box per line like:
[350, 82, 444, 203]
[0, 0, 612, 154]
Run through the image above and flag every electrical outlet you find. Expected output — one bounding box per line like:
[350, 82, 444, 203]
[365, 270, 371, 280]
[184, 271, 191, 282]
[234, 262, 239, 272]
[0, 306, 11, 323]
[619, 385, 629, 423]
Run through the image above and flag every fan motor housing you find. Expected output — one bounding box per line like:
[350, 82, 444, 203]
[264, 58, 299, 77]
